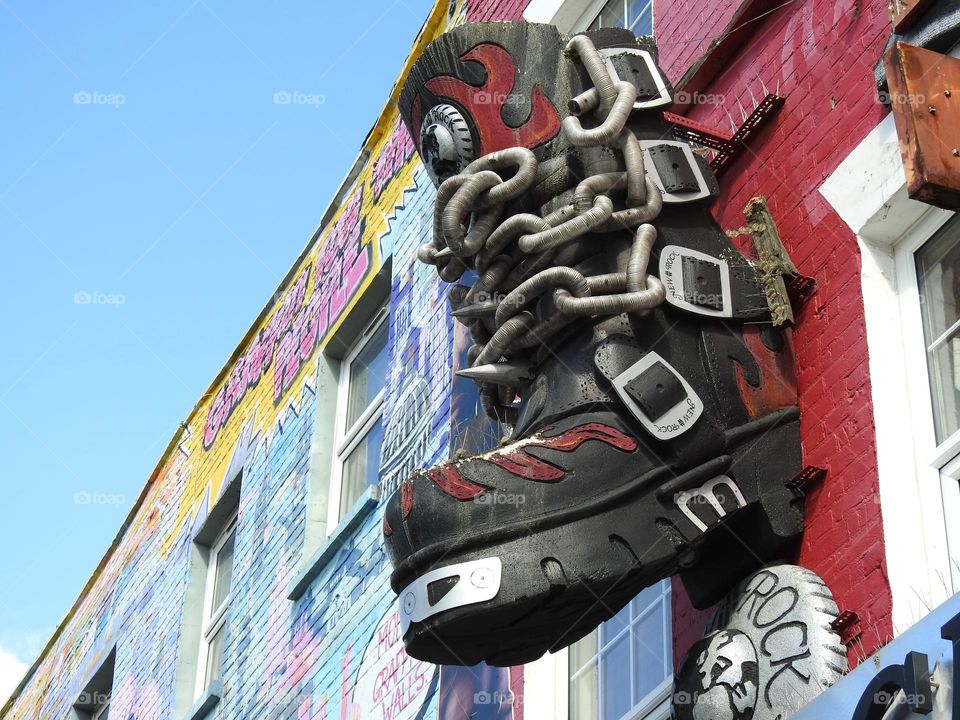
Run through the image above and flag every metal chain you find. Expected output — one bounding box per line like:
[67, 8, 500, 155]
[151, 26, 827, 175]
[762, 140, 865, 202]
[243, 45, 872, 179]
[419, 35, 667, 422]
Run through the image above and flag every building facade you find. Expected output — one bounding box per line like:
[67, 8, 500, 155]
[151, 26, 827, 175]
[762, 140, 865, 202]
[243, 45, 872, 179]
[7, 0, 960, 718]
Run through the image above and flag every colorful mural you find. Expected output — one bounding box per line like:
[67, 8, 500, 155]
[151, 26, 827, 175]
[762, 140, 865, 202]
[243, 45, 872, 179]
[0, 3, 530, 720]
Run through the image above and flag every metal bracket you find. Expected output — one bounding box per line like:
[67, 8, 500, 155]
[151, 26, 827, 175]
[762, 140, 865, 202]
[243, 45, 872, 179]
[667, 93, 785, 176]
[831, 610, 862, 646]
[785, 465, 828, 492]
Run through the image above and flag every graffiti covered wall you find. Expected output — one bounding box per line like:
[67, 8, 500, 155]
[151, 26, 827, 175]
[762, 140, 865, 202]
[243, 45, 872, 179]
[0, 2, 532, 719]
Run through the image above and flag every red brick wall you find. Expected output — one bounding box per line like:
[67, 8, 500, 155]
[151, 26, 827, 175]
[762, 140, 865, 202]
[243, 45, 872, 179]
[658, 0, 895, 669]
[472, 0, 893, 674]
[468, 0, 530, 21]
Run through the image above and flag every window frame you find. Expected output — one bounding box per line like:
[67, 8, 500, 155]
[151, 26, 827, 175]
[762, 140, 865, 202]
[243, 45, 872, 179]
[893, 208, 960, 594]
[194, 510, 238, 699]
[326, 305, 389, 529]
[91, 699, 111, 720]
[567, 579, 673, 720]
[574, 0, 654, 34]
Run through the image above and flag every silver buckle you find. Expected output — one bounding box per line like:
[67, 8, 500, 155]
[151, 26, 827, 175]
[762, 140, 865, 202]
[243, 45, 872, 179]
[658, 245, 733, 319]
[598, 48, 672, 110]
[639, 140, 711, 203]
[612, 351, 704, 440]
[399, 556, 502, 633]
[676, 476, 747, 532]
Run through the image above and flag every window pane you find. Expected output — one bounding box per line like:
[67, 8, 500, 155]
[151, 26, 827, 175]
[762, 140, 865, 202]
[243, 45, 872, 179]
[570, 582, 672, 720]
[346, 321, 389, 428]
[631, 581, 662, 614]
[595, 0, 626, 29]
[600, 601, 631, 647]
[602, 632, 632, 720]
[211, 526, 236, 612]
[570, 630, 598, 674]
[917, 218, 960, 442]
[340, 418, 385, 515]
[206, 623, 226, 687]
[633, 600, 669, 700]
[570, 658, 599, 720]
[96, 703, 110, 720]
[629, 1, 653, 35]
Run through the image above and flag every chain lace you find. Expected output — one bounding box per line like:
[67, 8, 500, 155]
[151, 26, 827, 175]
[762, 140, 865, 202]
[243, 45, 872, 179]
[419, 35, 667, 422]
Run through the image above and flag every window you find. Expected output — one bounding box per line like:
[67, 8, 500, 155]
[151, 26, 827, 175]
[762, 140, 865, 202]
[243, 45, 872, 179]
[902, 213, 960, 593]
[587, 0, 653, 35]
[73, 648, 115, 720]
[196, 512, 237, 698]
[332, 308, 388, 519]
[92, 699, 111, 720]
[569, 580, 672, 720]
[916, 220, 960, 445]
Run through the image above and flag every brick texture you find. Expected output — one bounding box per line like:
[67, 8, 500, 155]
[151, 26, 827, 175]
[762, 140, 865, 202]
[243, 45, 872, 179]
[659, 0, 894, 669]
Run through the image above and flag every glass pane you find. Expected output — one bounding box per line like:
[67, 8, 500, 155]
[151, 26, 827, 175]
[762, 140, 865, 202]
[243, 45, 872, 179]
[594, 0, 626, 29]
[600, 601, 631, 647]
[96, 703, 110, 720]
[570, 658, 599, 720]
[602, 632, 631, 720]
[211, 526, 236, 612]
[571, 582, 672, 720]
[340, 418, 385, 515]
[206, 623, 226, 687]
[570, 630, 598, 675]
[633, 600, 669, 700]
[629, 2, 653, 35]
[631, 581, 662, 614]
[917, 218, 960, 442]
[346, 320, 389, 428]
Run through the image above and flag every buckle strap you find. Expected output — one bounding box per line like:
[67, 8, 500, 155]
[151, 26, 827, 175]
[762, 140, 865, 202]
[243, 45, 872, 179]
[612, 351, 705, 440]
[640, 141, 719, 203]
[598, 47, 673, 109]
[658, 245, 773, 321]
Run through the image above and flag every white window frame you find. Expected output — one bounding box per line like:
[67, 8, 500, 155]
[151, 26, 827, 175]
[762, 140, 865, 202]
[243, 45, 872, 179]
[195, 511, 237, 699]
[893, 210, 960, 592]
[567, 579, 673, 720]
[524, 0, 653, 35]
[92, 699, 111, 720]
[575, 0, 654, 33]
[819, 100, 960, 633]
[326, 306, 388, 530]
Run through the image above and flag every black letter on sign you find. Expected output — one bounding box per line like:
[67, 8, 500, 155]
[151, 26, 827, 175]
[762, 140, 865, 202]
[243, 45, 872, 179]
[851, 651, 932, 720]
[941, 612, 960, 718]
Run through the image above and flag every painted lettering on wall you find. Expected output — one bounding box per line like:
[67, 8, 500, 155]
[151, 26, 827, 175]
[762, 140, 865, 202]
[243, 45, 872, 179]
[203, 267, 311, 449]
[352, 606, 438, 720]
[204, 186, 370, 450]
[275, 186, 370, 402]
[373, 120, 417, 201]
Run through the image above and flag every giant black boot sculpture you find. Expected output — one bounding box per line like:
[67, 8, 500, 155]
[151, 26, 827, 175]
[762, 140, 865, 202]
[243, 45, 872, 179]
[382, 22, 805, 667]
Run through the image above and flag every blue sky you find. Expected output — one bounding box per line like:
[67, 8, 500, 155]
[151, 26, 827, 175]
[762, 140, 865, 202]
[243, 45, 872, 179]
[0, 0, 435, 698]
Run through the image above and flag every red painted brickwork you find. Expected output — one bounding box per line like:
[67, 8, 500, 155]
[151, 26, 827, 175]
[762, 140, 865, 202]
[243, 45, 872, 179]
[469, 0, 530, 21]
[659, 0, 895, 669]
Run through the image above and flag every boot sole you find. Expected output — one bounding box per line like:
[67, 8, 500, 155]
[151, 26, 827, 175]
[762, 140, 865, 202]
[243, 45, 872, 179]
[394, 408, 801, 666]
